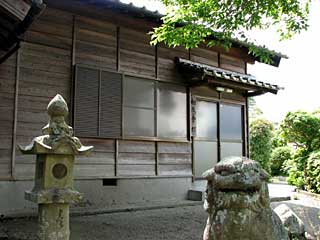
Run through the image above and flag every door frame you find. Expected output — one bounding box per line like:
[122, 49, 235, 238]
[191, 95, 245, 180]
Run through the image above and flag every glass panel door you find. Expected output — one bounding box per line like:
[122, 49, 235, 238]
[219, 103, 243, 159]
[194, 100, 218, 177]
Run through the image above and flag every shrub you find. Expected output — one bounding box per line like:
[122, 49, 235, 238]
[283, 148, 308, 189]
[270, 146, 292, 176]
[250, 118, 274, 172]
[306, 151, 320, 193]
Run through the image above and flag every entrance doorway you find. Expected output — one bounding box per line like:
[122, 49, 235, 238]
[193, 99, 244, 178]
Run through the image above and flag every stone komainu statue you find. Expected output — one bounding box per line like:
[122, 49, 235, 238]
[202, 157, 289, 240]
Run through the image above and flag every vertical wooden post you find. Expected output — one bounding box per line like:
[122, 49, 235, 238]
[245, 97, 250, 158]
[217, 93, 222, 162]
[70, 15, 77, 127]
[115, 139, 118, 176]
[155, 141, 159, 176]
[155, 44, 159, 79]
[116, 26, 120, 72]
[11, 49, 20, 179]
[98, 70, 102, 136]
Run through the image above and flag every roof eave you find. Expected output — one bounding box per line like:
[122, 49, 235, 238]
[175, 57, 283, 95]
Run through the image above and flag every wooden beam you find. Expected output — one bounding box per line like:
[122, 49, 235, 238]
[245, 97, 250, 158]
[115, 139, 118, 176]
[245, 90, 268, 97]
[98, 69, 102, 136]
[155, 141, 159, 176]
[11, 49, 20, 179]
[70, 15, 77, 126]
[116, 26, 120, 72]
[155, 44, 159, 79]
[0, 0, 31, 21]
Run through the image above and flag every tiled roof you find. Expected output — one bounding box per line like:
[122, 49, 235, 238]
[176, 58, 283, 94]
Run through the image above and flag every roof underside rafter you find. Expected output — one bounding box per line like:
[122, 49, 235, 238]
[175, 58, 283, 95]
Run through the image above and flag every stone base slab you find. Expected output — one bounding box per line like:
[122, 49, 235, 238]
[25, 188, 83, 204]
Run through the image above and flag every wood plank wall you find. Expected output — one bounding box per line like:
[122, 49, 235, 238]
[0, 7, 247, 180]
[0, 52, 16, 179]
[14, 9, 73, 179]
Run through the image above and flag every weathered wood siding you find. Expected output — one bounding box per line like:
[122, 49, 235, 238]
[190, 45, 219, 67]
[118, 140, 156, 176]
[76, 16, 117, 70]
[76, 138, 115, 178]
[0, 6, 249, 180]
[220, 54, 246, 74]
[158, 142, 192, 176]
[120, 28, 155, 77]
[0, 53, 16, 179]
[15, 8, 73, 179]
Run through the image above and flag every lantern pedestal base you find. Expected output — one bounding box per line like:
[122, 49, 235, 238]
[38, 203, 70, 240]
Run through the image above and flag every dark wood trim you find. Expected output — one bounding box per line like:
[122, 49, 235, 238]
[245, 90, 268, 97]
[155, 44, 159, 79]
[192, 94, 245, 106]
[11, 49, 20, 179]
[187, 87, 192, 141]
[116, 26, 120, 72]
[243, 102, 248, 157]
[245, 97, 250, 158]
[70, 15, 77, 126]
[0, 43, 20, 64]
[73, 65, 78, 130]
[155, 141, 159, 176]
[217, 100, 221, 162]
[98, 69, 102, 136]
[210, 78, 277, 95]
[75, 134, 191, 143]
[115, 139, 118, 176]
[191, 136, 195, 182]
[14, 175, 193, 181]
[154, 80, 158, 138]
[0, 177, 14, 181]
[121, 73, 124, 138]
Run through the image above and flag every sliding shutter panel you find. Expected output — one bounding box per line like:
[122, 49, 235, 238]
[74, 66, 99, 137]
[100, 71, 122, 138]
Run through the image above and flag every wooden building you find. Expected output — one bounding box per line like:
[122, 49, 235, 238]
[0, 0, 284, 215]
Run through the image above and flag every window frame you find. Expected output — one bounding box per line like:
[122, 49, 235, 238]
[122, 74, 188, 141]
[73, 64, 189, 142]
[123, 75, 157, 138]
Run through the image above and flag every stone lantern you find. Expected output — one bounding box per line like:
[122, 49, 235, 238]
[19, 94, 93, 240]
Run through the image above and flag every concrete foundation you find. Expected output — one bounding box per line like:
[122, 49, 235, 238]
[0, 177, 192, 217]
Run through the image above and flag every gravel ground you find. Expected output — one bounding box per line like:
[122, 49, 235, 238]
[0, 205, 207, 240]
[1, 188, 319, 240]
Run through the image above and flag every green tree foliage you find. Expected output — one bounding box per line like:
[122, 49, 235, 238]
[306, 151, 320, 193]
[270, 146, 292, 176]
[271, 129, 287, 149]
[280, 111, 320, 152]
[280, 111, 320, 191]
[151, 0, 311, 63]
[250, 118, 274, 171]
